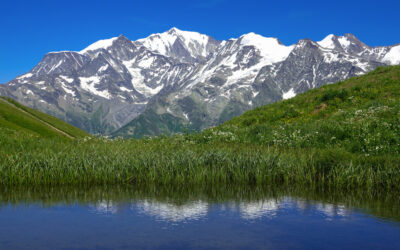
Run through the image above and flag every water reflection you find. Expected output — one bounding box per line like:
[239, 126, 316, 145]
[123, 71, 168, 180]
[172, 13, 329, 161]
[0, 185, 399, 223]
[0, 185, 399, 249]
[239, 199, 279, 219]
[315, 203, 350, 218]
[87, 197, 357, 223]
[135, 200, 208, 222]
[130, 198, 352, 222]
[88, 198, 354, 222]
[91, 200, 119, 214]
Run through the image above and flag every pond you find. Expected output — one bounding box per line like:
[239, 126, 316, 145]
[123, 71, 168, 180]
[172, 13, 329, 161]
[0, 185, 399, 249]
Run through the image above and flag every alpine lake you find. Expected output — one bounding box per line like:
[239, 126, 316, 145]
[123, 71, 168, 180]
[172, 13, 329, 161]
[0, 184, 399, 250]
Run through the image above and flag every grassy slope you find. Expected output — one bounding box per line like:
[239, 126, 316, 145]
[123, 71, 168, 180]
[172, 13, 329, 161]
[113, 109, 188, 138]
[0, 96, 88, 139]
[0, 66, 399, 188]
[199, 66, 400, 156]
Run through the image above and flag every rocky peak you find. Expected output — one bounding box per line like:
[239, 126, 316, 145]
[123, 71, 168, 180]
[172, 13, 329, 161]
[136, 27, 220, 63]
[318, 33, 370, 55]
[31, 51, 89, 76]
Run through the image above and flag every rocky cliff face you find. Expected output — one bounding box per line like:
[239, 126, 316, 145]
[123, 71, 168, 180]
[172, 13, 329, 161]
[1, 28, 398, 136]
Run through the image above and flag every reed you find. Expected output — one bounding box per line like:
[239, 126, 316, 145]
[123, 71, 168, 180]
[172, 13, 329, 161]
[1, 133, 399, 189]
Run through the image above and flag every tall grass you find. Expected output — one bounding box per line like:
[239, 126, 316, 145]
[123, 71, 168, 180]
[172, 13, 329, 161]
[1, 132, 399, 189]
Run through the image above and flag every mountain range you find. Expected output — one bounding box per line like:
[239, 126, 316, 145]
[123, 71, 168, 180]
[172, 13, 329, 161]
[1, 28, 399, 137]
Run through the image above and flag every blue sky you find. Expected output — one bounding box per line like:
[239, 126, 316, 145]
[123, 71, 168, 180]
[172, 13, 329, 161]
[1, 0, 399, 83]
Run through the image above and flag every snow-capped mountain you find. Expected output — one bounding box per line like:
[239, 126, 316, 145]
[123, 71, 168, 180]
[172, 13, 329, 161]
[1, 28, 398, 136]
[135, 27, 220, 63]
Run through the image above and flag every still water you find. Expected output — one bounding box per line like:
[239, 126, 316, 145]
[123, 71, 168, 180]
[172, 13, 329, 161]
[0, 185, 399, 249]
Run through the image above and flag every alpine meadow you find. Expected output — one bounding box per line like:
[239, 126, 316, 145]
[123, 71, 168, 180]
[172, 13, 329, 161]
[1, 65, 399, 188]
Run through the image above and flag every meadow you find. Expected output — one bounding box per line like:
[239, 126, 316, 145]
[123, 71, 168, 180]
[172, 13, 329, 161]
[0, 66, 399, 189]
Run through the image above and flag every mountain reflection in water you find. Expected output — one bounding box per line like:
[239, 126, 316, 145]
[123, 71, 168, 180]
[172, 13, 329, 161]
[0, 185, 399, 250]
[89, 197, 351, 222]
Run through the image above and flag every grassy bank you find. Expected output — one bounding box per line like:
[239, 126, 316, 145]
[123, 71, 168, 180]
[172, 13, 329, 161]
[1, 132, 399, 189]
[0, 66, 400, 188]
[0, 96, 88, 139]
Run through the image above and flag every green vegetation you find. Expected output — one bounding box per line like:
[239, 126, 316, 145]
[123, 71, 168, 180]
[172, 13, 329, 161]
[202, 66, 400, 155]
[0, 96, 88, 139]
[113, 109, 188, 138]
[0, 66, 399, 189]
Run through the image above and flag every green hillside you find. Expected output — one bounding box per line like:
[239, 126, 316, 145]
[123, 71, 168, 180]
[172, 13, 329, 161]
[0, 96, 89, 139]
[0, 66, 399, 188]
[198, 65, 400, 156]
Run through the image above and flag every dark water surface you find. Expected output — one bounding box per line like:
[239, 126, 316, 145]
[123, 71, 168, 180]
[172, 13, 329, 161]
[0, 185, 399, 249]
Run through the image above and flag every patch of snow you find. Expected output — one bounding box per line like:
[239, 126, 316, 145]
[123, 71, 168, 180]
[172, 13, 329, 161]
[137, 27, 212, 59]
[25, 89, 34, 95]
[79, 76, 100, 86]
[382, 45, 400, 65]
[355, 61, 369, 71]
[240, 32, 294, 64]
[48, 59, 64, 73]
[102, 57, 124, 73]
[226, 67, 259, 86]
[35, 81, 45, 85]
[17, 73, 33, 79]
[79, 76, 111, 99]
[318, 34, 336, 49]
[98, 65, 109, 72]
[174, 28, 210, 57]
[48, 51, 79, 54]
[80, 37, 118, 53]
[137, 34, 176, 56]
[323, 52, 340, 63]
[282, 88, 296, 99]
[134, 101, 147, 105]
[219, 91, 230, 99]
[236, 84, 252, 89]
[59, 75, 74, 83]
[60, 82, 76, 97]
[183, 112, 189, 120]
[119, 86, 132, 92]
[122, 60, 163, 97]
[138, 57, 155, 68]
[338, 36, 351, 49]
[369, 47, 388, 60]
[312, 65, 317, 87]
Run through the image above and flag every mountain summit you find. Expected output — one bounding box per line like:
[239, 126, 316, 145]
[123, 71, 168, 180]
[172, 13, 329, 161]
[1, 28, 399, 136]
[135, 27, 220, 63]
